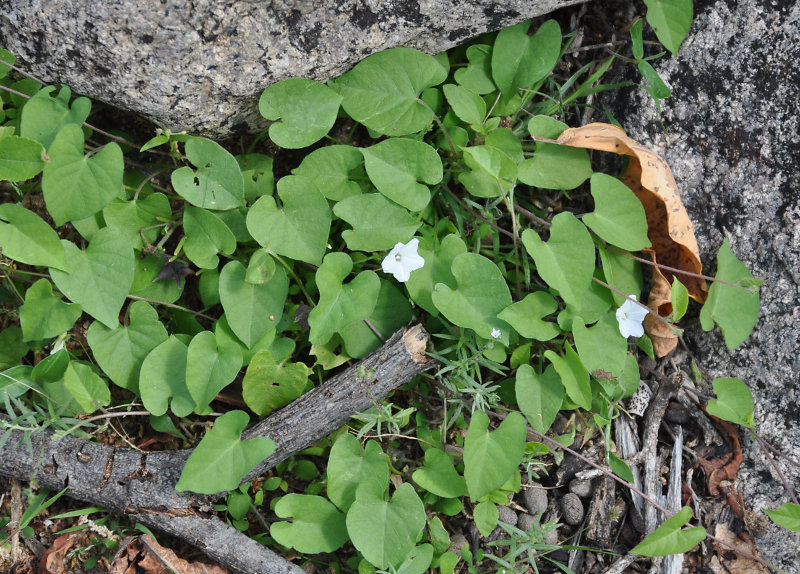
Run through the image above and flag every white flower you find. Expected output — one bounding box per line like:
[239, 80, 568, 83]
[381, 238, 425, 282]
[491, 328, 502, 339]
[616, 295, 648, 338]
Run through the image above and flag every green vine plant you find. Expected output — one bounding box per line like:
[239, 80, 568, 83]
[0, 4, 798, 573]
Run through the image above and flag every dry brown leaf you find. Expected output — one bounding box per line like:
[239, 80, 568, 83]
[555, 123, 707, 356]
[38, 533, 75, 574]
[109, 535, 229, 574]
[709, 522, 769, 574]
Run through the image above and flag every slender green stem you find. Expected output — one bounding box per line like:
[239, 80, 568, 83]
[513, 203, 551, 227]
[127, 294, 216, 321]
[269, 250, 314, 305]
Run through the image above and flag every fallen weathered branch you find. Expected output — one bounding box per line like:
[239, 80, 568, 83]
[0, 325, 434, 574]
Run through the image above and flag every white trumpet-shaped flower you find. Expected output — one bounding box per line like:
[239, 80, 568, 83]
[381, 238, 425, 283]
[616, 295, 648, 338]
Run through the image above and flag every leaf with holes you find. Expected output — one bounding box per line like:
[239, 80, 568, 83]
[0, 203, 68, 271]
[49, 226, 134, 328]
[41, 124, 123, 225]
[219, 260, 287, 348]
[464, 411, 526, 501]
[362, 138, 442, 212]
[171, 136, 244, 210]
[307, 253, 380, 346]
[259, 78, 342, 149]
[246, 175, 331, 265]
[87, 300, 168, 394]
[242, 350, 312, 417]
[332, 47, 447, 135]
[176, 410, 275, 494]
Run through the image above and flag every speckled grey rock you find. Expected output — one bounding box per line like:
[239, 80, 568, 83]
[0, 0, 583, 138]
[497, 504, 518, 527]
[523, 483, 549, 517]
[559, 492, 584, 526]
[517, 512, 536, 533]
[568, 477, 593, 498]
[606, 0, 800, 570]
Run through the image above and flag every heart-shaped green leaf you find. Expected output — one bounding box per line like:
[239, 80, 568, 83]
[219, 260, 287, 348]
[498, 291, 560, 341]
[464, 411, 526, 501]
[516, 364, 564, 434]
[333, 47, 448, 136]
[176, 410, 275, 494]
[573, 311, 628, 377]
[19, 279, 82, 342]
[63, 361, 110, 414]
[0, 135, 45, 181]
[31, 349, 70, 384]
[339, 279, 412, 358]
[457, 145, 517, 198]
[412, 448, 468, 498]
[242, 350, 312, 417]
[454, 44, 496, 94]
[630, 506, 706, 556]
[443, 84, 486, 126]
[50, 226, 134, 328]
[41, 124, 123, 225]
[598, 242, 643, 306]
[582, 173, 651, 250]
[362, 138, 442, 212]
[171, 136, 244, 210]
[87, 300, 168, 394]
[327, 434, 389, 512]
[307, 252, 380, 346]
[492, 19, 561, 98]
[765, 503, 800, 532]
[0, 203, 68, 271]
[334, 193, 420, 252]
[346, 482, 426, 569]
[186, 331, 243, 414]
[643, 0, 693, 54]
[518, 116, 592, 190]
[473, 501, 499, 537]
[102, 193, 172, 251]
[431, 252, 512, 341]
[139, 336, 195, 417]
[292, 145, 366, 201]
[245, 250, 276, 285]
[405, 234, 467, 316]
[246, 175, 331, 265]
[20, 85, 91, 149]
[706, 378, 755, 428]
[182, 206, 236, 269]
[699, 239, 760, 349]
[545, 343, 591, 411]
[259, 78, 342, 149]
[522, 212, 595, 308]
[271, 494, 348, 553]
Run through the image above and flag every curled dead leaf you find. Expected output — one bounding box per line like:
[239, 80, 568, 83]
[555, 123, 707, 356]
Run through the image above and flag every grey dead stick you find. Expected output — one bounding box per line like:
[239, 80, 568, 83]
[0, 324, 434, 574]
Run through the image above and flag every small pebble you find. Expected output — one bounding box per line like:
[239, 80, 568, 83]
[497, 505, 518, 527]
[517, 512, 535, 532]
[568, 477, 593, 498]
[523, 484, 548, 516]
[560, 493, 585, 525]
